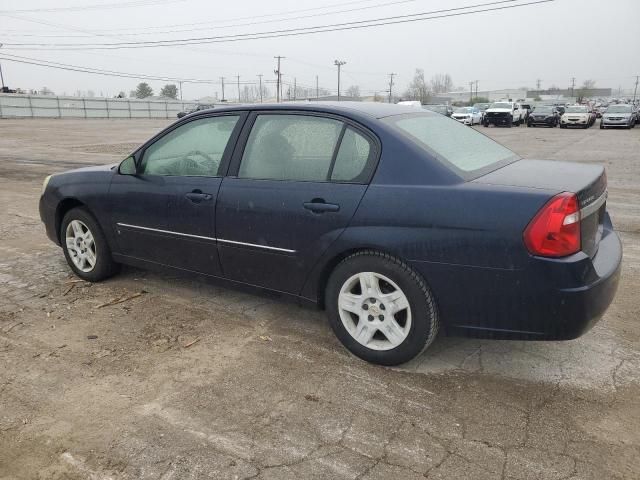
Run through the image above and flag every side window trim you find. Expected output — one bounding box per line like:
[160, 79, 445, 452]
[135, 111, 247, 178]
[227, 110, 381, 184]
[326, 124, 347, 181]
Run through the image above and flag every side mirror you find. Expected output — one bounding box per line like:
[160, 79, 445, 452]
[119, 156, 137, 175]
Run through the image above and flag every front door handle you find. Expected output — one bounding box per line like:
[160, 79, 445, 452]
[303, 199, 340, 213]
[185, 190, 213, 203]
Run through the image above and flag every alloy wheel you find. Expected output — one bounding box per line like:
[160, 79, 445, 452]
[65, 220, 97, 272]
[338, 272, 412, 351]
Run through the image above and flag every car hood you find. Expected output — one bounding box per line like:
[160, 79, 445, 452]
[563, 112, 589, 118]
[485, 108, 512, 113]
[604, 113, 631, 118]
[65, 163, 119, 174]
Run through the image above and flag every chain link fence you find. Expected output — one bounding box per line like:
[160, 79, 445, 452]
[0, 94, 195, 119]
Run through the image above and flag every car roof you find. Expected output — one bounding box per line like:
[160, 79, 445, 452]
[192, 101, 430, 119]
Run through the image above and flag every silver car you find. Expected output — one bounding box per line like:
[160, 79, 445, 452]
[600, 104, 635, 129]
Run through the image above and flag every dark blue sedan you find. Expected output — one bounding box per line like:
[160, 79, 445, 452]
[39, 102, 622, 365]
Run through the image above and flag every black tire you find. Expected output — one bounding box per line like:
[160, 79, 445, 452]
[61, 207, 120, 282]
[507, 118, 513, 128]
[600, 123, 604, 129]
[325, 251, 439, 366]
[483, 121, 489, 127]
[560, 124, 566, 129]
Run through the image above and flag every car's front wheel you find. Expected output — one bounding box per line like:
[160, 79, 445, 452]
[61, 207, 120, 282]
[325, 251, 439, 366]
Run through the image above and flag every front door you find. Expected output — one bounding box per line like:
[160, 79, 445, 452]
[216, 112, 378, 293]
[109, 113, 244, 275]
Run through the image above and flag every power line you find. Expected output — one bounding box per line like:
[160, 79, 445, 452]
[1, 0, 424, 38]
[0, 0, 187, 14]
[0, 52, 258, 85]
[1, 1, 555, 50]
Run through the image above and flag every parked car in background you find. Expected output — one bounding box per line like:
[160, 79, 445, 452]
[483, 101, 524, 127]
[527, 105, 559, 127]
[424, 104, 453, 116]
[177, 104, 215, 118]
[560, 105, 594, 128]
[521, 103, 532, 121]
[451, 106, 483, 125]
[38, 102, 621, 366]
[554, 105, 566, 116]
[472, 102, 491, 120]
[600, 104, 636, 129]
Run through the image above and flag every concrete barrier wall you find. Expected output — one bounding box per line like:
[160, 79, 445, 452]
[0, 94, 192, 119]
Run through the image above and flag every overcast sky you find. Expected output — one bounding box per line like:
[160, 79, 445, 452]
[1, 0, 638, 99]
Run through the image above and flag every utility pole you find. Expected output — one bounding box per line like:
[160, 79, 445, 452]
[469, 81, 474, 103]
[274, 55, 285, 103]
[178, 81, 183, 101]
[316, 75, 319, 100]
[0, 43, 5, 89]
[475, 80, 479, 100]
[236, 75, 241, 103]
[633, 75, 639, 103]
[220, 77, 226, 102]
[536, 78, 541, 91]
[388, 73, 395, 103]
[334, 60, 346, 101]
[258, 74, 263, 103]
[293, 77, 297, 101]
[570, 77, 576, 98]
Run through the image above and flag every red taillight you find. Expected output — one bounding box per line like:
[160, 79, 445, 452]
[523, 192, 581, 257]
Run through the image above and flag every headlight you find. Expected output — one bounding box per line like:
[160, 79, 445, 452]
[42, 175, 52, 194]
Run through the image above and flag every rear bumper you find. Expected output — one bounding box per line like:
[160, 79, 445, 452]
[411, 219, 622, 340]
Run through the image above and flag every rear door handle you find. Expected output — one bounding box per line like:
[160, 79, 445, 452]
[303, 200, 340, 213]
[185, 191, 213, 203]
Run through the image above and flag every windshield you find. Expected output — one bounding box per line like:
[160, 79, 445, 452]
[606, 105, 632, 113]
[454, 107, 473, 113]
[565, 106, 588, 113]
[473, 103, 488, 110]
[382, 113, 518, 175]
[533, 106, 553, 113]
[489, 102, 512, 109]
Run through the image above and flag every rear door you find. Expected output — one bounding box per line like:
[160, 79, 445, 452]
[215, 111, 379, 293]
[109, 113, 244, 275]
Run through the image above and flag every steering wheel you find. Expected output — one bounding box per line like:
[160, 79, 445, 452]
[179, 150, 215, 174]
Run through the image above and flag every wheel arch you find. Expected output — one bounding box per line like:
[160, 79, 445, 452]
[55, 198, 87, 243]
[314, 246, 411, 310]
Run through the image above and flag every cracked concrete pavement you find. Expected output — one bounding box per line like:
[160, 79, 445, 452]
[0, 119, 638, 479]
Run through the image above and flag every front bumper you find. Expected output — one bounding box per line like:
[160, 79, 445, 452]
[561, 118, 588, 125]
[528, 116, 555, 126]
[39, 194, 60, 245]
[452, 116, 472, 125]
[484, 115, 511, 125]
[601, 118, 630, 127]
[411, 216, 622, 340]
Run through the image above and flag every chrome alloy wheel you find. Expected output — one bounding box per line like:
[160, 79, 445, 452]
[65, 220, 96, 273]
[338, 272, 412, 351]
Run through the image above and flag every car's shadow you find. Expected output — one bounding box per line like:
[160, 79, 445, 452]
[113, 264, 634, 392]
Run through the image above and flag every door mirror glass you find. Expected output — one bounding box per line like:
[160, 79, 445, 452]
[119, 156, 137, 175]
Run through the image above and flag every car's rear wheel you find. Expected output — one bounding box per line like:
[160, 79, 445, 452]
[61, 207, 120, 282]
[325, 251, 439, 366]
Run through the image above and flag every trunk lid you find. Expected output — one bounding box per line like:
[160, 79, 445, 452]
[474, 159, 607, 258]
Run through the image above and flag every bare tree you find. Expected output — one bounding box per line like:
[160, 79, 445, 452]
[577, 79, 597, 102]
[430, 73, 453, 94]
[403, 69, 430, 103]
[345, 85, 361, 98]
